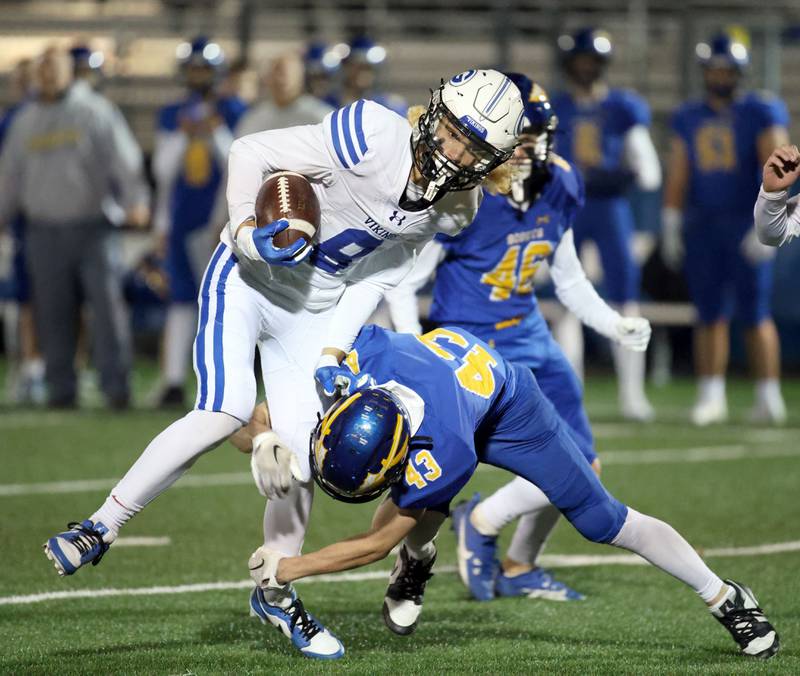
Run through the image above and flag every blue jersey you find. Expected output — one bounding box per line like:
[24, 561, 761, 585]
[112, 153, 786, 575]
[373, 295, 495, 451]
[157, 95, 247, 230]
[346, 324, 513, 510]
[550, 88, 650, 174]
[430, 156, 583, 326]
[671, 92, 789, 217]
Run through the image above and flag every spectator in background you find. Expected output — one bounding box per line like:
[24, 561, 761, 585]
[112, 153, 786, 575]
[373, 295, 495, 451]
[0, 47, 150, 409]
[152, 36, 246, 407]
[339, 35, 407, 116]
[662, 32, 789, 426]
[69, 43, 105, 93]
[235, 52, 333, 138]
[304, 41, 342, 108]
[0, 57, 44, 404]
[550, 27, 662, 422]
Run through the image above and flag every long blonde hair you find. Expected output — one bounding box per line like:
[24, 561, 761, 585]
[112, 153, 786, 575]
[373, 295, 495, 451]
[407, 105, 514, 196]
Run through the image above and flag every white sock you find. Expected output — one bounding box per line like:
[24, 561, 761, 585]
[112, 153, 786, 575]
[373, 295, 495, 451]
[474, 477, 552, 536]
[404, 510, 445, 561]
[163, 304, 197, 386]
[610, 508, 724, 603]
[612, 343, 650, 410]
[506, 505, 562, 567]
[755, 378, 783, 409]
[93, 410, 242, 536]
[552, 313, 584, 381]
[262, 481, 314, 556]
[697, 376, 725, 405]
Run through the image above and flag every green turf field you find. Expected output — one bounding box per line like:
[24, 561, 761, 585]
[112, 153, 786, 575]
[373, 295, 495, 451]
[1, 368, 799, 674]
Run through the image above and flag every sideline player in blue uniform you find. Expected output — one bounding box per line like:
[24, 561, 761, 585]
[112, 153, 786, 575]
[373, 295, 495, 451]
[550, 28, 661, 421]
[337, 36, 407, 116]
[152, 36, 247, 407]
[243, 324, 779, 659]
[386, 74, 651, 602]
[661, 32, 789, 426]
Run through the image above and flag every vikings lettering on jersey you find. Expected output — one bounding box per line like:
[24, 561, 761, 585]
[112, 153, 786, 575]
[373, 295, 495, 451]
[344, 324, 512, 510]
[224, 99, 481, 312]
[671, 92, 789, 214]
[430, 155, 584, 326]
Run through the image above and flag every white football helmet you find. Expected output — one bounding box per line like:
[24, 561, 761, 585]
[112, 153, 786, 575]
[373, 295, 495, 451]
[410, 69, 524, 205]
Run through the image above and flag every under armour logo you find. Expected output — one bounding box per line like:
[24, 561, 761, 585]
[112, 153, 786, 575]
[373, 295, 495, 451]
[389, 211, 406, 226]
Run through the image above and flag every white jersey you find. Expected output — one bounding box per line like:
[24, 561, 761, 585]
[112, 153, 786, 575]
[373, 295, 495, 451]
[223, 99, 481, 313]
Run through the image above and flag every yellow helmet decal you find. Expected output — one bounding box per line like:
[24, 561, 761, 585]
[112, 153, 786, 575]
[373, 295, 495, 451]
[314, 392, 362, 468]
[358, 412, 410, 492]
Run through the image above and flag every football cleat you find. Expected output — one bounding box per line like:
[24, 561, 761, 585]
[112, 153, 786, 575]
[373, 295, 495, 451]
[711, 580, 779, 659]
[496, 567, 585, 601]
[383, 544, 436, 635]
[249, 587, 344, 660]
[43, 520, 112, 576]
[451, 494, 499, 601]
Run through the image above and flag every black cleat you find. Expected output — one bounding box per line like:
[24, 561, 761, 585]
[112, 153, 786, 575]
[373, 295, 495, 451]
[712, 579, 779, 659]
[382, 545, 436, 636]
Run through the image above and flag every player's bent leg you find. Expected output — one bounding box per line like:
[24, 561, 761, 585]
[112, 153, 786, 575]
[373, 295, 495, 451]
[384, 509, 443, 635]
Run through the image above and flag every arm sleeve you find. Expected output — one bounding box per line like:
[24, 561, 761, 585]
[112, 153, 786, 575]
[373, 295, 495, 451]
[384, 239, 446, 334]
[323, 241, 417, 353]
[623, 125, 662, 191]
[210, 123, 234, 165]
[550, 229, 621, 340]
[226, 123, 334, 231]
[754, 186, 800, 246]
[152, 131, 188, 235]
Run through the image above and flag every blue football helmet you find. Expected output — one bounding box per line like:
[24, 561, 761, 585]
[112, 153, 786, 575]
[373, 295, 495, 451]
[304, 41, 342, 74]
[176, 35, 225, 69]
[557, 27, 613, 61]
[696, 32, 749, 71]
[505, 72, 557, 200]
[345, 35, 387, 65]
[309, 389, 414, 503]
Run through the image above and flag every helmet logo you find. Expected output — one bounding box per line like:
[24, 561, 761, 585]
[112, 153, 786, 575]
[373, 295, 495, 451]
[449, 69, 477, 86]
[459, 114, 488, 139]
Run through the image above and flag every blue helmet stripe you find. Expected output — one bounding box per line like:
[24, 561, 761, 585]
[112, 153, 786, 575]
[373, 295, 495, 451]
[211, 252, 236, 412]
[354, 99, 368, 155]
[329, 108, 350, 168]
[341, 103, 361, 166]
[483, 77, 510, 116]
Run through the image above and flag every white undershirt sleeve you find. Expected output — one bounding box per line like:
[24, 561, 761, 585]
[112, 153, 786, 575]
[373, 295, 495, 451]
[384, 239, 445, 334]
[754, 185, 800, 247]
[550, 229, 621, 340]
[324, 241, 418, 353]
[623, 125, 662, 191]
[151, 131, 188, 235]
[226, 124, 334, 232]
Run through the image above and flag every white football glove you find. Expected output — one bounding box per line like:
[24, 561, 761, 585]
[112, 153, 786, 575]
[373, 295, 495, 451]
[740, 226, 777, 264]
[250, 430, 303, 500]
[614, 316, 652, 352]
[248, 545, 285, 589]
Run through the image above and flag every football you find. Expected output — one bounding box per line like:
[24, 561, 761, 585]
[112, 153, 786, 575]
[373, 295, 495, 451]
[255, 171, 320, 251]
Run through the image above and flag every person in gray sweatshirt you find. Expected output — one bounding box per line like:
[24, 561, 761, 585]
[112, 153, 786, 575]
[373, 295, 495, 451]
[0, 47, 150, 408]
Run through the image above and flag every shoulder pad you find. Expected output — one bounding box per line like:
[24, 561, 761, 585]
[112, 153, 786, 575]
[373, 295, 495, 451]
[157, 103, 182, 132]
[545, 153, 583, 207]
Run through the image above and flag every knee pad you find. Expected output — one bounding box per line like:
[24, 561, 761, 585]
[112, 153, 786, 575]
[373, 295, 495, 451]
[568, 496, 628, 544]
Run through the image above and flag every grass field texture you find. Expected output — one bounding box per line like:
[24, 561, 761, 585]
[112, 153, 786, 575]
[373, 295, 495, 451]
[1, 370, 799, 674]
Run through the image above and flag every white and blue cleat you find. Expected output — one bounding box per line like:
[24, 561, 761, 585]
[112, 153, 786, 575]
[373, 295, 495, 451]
[496, 568, 585, 601]
[43, 520, 112, 576]
[249, 586, 344, 660]
[451, 493, 499, 601]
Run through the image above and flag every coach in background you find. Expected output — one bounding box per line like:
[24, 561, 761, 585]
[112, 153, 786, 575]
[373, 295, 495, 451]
[754, 144, 800, 246]
[0, 47, 150, 409]
[662, 32, 789, 426]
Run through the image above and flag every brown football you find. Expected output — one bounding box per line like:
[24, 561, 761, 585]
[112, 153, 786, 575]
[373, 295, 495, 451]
[255, 171, 320, 250]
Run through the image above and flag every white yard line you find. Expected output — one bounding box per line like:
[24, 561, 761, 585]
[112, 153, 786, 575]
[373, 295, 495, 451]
[3, 444, 799, 498]
[114, 536, 171, 548]
[3, 540, 799, 607]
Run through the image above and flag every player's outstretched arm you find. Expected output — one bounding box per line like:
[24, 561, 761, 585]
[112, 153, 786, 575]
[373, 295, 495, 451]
[551, 229, 651, 351]
[251, 502, 422, 587]
[755, 144, 800, 247]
